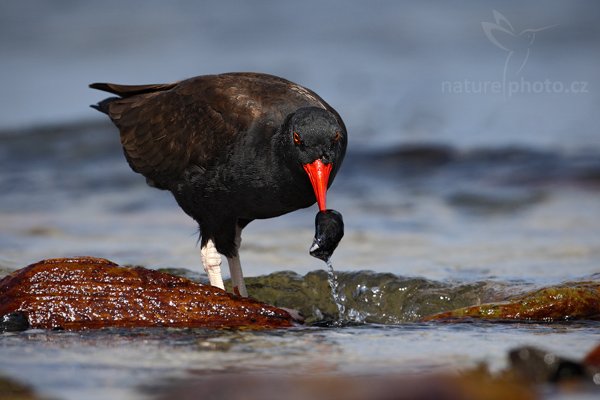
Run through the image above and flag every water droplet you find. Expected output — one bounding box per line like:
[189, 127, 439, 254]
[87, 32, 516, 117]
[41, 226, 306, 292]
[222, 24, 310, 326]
[326, 259, 346, 325]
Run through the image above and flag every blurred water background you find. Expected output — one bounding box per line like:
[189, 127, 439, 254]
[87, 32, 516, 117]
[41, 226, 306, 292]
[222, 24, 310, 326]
[1, 1, 599, 399]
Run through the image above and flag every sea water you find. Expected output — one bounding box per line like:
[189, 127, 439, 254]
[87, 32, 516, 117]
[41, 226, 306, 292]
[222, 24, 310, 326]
[1, 120, 599, 400]
[1, 1, 600, 399]
[326, 260, 346, 324]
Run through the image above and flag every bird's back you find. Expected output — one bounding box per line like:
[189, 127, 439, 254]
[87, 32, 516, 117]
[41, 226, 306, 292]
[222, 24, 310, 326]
[90, 73, 341, 190]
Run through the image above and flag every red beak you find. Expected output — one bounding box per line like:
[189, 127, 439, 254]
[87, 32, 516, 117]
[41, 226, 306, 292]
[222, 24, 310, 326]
[303, 159, 332, 212]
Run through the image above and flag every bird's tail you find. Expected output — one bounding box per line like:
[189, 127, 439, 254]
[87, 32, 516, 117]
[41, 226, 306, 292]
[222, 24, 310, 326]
[89, 82, 176, 97]
[90, 96, 119, 115]
[89, 81, 177, 115]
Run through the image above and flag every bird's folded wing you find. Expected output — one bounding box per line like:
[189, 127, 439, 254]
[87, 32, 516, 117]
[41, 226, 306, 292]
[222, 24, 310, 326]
[103, 84, 243, 189]
[95, 73, 343, 189]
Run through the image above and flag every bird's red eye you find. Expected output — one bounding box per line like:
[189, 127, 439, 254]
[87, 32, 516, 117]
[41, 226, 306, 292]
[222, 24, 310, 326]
[293, 132, 302, 146]
[333, 131, 342, 143]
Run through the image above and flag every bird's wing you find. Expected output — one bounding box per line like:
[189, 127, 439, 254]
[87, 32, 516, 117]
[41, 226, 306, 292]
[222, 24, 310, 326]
[91, 73, 343, 189]
[95, 76, 253, 189]
[225, 72, 347, 134]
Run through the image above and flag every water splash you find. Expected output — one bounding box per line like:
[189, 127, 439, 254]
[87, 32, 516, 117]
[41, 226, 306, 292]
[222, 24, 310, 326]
[326, 259, 347, 324]
[243, 270, 510, 324]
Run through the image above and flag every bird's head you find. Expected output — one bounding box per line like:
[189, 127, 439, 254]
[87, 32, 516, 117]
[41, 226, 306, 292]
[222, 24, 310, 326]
[283, 107, 347, 211]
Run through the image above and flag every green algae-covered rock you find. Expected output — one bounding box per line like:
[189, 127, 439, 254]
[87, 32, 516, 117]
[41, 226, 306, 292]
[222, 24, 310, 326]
[240, 270, 496, 324]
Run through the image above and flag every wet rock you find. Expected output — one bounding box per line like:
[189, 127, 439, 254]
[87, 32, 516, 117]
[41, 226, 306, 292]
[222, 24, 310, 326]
[148, 343, 600, 400]
[0, 257, 294, 330]
[0, 312, 29, 333]
[244, 270, 494, 324]
[505, 342, 600, 393]
[509, 346, 587, 384]
[422, 282, 600, 322]
[0, 375, 39, 400]
[583, 343, 600, 368]
[149, 369, 535, 400]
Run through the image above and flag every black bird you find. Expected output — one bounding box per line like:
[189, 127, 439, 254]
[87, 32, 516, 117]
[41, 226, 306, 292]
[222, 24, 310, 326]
[90, 72, 347, 297]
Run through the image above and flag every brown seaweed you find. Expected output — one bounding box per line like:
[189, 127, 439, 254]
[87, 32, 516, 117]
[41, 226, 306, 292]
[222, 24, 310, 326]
[423, 282, 600, 322]
[0, 257, 294, 330]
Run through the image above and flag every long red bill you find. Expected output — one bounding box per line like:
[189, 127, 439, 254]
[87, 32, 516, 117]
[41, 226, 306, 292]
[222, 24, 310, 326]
[303, 159, 333, 212]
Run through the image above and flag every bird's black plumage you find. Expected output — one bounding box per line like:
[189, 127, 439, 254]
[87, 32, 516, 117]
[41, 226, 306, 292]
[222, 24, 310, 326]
[90, 73, 347, 258]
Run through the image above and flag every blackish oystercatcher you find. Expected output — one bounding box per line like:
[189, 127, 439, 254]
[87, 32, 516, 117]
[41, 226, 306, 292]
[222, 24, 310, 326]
[90, 73, 347, 297]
